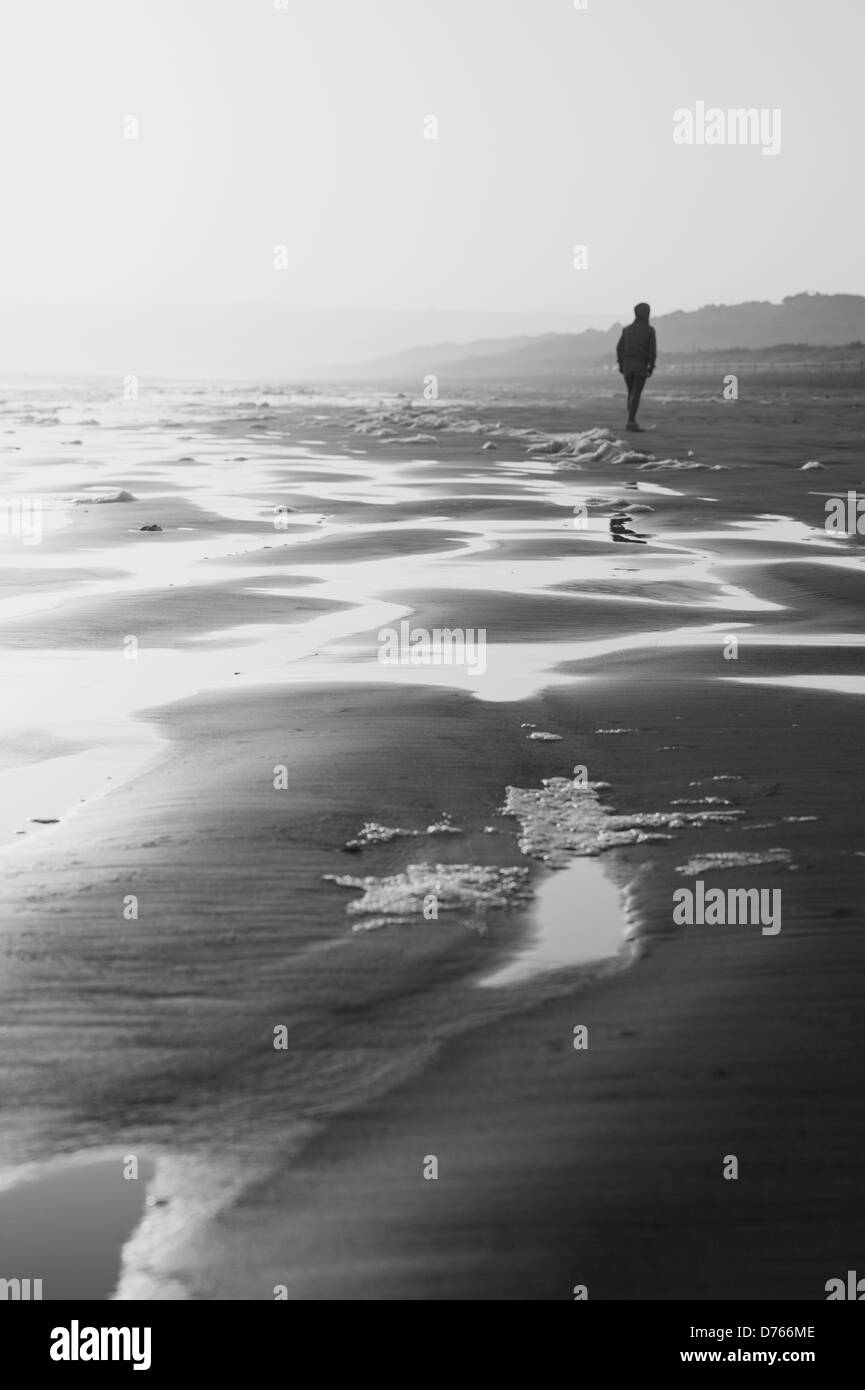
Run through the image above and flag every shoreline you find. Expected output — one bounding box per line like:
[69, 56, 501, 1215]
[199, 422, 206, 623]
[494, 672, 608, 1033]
[0, 381, 863, 1298]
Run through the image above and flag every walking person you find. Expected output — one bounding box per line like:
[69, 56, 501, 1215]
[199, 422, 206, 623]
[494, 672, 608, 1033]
[616, 303, 657, 431]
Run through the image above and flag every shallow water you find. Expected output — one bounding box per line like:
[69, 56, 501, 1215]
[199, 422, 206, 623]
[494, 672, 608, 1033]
[479, 856, 628, 988]
[0, 1154, 154, 1300]
[0, 378, 859, 1297]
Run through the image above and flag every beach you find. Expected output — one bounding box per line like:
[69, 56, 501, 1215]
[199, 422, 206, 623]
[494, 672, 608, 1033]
[0, 373, 863, 1300]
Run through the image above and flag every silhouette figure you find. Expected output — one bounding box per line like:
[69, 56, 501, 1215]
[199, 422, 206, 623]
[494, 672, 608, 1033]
[616, 303, 657, 432]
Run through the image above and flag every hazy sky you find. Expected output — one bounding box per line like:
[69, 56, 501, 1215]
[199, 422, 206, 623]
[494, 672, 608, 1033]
[0, 0, 860, 323]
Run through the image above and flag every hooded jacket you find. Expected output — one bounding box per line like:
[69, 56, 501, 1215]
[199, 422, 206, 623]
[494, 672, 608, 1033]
[616, 305, 657, 375]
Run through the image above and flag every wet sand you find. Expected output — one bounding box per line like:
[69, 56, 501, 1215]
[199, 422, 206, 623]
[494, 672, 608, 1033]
[0, 376, 863, 1299]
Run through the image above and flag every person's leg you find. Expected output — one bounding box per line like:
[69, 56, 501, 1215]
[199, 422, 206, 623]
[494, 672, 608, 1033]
[628, 372, 646, 422]
[625, 372, 636, 420]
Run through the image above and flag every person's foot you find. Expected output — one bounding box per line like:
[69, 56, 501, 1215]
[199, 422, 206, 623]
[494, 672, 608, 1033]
[625, 420, 643, 432]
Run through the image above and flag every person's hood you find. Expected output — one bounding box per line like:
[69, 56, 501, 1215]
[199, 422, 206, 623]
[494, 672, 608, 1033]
[634, 303, 651, 322]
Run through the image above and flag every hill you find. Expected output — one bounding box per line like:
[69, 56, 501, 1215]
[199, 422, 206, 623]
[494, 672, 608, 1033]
[344, 294, 865, 380]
